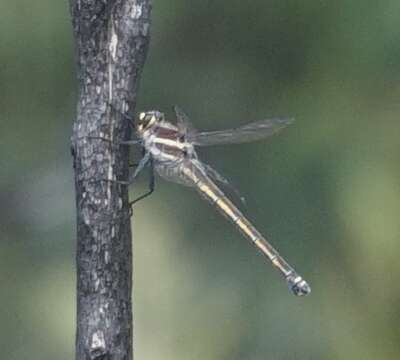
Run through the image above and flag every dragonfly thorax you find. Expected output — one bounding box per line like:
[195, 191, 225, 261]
[140, 118, 196, 164]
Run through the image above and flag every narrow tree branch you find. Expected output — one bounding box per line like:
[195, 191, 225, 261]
[69, 1, 151, 359]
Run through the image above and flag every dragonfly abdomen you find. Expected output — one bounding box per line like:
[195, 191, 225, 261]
[183, 164, 310, 296]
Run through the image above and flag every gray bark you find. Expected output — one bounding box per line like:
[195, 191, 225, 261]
[69, 1, 152, 359]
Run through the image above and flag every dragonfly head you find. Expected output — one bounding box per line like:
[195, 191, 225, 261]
[137, 111, 164, 133]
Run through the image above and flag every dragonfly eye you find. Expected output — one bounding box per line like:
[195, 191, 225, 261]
[137, 111, 164, 131]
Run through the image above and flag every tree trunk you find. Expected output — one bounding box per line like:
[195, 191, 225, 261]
[69, 1, 152, 359]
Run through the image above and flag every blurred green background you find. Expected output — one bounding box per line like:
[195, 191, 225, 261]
[1, 1, 400, 359]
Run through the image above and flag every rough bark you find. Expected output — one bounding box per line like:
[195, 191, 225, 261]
[69, 1, 151, 359]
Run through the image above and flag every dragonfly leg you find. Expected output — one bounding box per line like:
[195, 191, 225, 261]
[83, 135, 141, 146]
[130, 152, 151, 182]
[73, 135, 141, 151]
[129, 158, 155, 209]
[202, 162, 246, 205]
[107, 102, 136, 130]
[109, 152, 151, 186]
[82, 156, 153, 219]
[129, 147, 146, 168]
[120, 139, 141, 146]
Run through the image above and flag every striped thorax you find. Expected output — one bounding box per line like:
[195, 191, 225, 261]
[137, 111, 195, 163]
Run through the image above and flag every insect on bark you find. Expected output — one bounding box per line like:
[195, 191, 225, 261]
[123, 106, 310, 296]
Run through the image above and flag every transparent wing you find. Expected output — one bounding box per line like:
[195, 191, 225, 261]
[173, 105, 195, 134]
[154, 157, 245, 206]
[201, 162, 246, 205]
[188, 118, 294, 146]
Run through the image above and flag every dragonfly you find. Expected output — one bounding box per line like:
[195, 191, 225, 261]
[124, 106, 311, 296]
